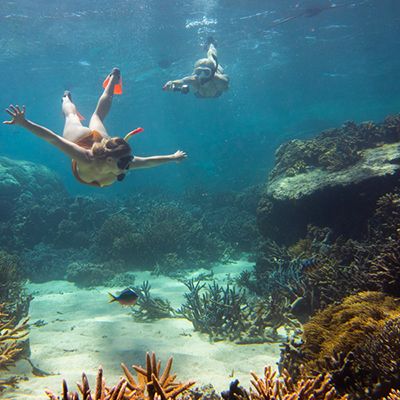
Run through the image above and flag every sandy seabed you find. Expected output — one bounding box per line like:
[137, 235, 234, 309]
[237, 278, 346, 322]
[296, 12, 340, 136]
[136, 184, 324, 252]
[5, 260, 280, 399]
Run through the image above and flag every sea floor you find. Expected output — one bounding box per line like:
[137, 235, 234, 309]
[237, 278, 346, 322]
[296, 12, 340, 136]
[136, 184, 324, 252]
[5, 260, 280, 399]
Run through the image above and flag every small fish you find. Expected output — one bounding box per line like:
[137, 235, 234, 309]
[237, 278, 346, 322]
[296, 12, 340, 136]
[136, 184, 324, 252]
[108, 288, 139, 306]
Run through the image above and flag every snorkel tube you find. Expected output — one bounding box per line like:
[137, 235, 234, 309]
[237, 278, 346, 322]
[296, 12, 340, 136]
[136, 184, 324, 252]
[115, 127, 144, 182]
[124, 127, 144, 141]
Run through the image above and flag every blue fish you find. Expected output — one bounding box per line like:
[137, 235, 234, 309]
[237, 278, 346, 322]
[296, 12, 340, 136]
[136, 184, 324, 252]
[108, 288, 139, 306]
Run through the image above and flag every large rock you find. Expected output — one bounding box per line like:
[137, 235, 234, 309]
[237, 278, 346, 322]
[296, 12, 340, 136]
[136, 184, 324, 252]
[0, 156, 66, 220]
[258, 116, 400, 244]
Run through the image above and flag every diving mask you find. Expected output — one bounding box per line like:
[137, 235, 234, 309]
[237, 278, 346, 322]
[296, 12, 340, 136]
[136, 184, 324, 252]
[195, 67, 213, 81]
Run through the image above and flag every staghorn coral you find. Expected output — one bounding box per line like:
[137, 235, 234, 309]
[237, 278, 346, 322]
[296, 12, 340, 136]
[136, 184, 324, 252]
[132, 281, 175, 322]
[0, 305, 29, 371]
[234, 366, 347, 400]
[179, 279, 286, 343]
[385, 390, 400, 400]
[0, 251, 31, 325]
[45, 352, 195, 400]
[178, 279, 252, 342]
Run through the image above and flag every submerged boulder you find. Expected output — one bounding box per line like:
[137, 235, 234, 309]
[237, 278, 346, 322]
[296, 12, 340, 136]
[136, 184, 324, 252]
[258, 115, 400, 244]
[0, 156, 66, 221]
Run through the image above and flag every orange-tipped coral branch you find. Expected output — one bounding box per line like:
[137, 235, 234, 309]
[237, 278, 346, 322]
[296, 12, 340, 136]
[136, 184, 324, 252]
[45, 353, 195, 400]
[245, 366, 348, 400]
[0, 304, 29, 371]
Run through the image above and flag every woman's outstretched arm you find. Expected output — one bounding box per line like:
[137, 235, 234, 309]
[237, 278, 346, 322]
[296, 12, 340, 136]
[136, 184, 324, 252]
[4, 104, 91, 162]
[129, 150, 187, 169]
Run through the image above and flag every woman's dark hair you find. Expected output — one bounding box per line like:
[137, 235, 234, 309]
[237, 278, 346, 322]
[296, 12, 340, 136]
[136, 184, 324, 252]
[92, 137, 132, 160]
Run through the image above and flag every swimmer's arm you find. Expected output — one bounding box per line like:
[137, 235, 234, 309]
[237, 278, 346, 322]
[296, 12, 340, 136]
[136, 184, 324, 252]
[4, 105, 90, 162]
[163, 76, 197, 90]
[218, 74, 229, 84]
[128, 150, 187, 169]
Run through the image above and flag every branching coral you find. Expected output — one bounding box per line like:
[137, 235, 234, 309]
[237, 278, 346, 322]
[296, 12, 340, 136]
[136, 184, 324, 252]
[385, 390, 400, 400]
[132, 281, 175, 322]
[0, 305, 29, 370]
[178, 279, 252, 342]
[45, 352, 195, 400]
[233, 366, 347, 400]
[179, 279, 286, 343]
[0, 251, 31, 326]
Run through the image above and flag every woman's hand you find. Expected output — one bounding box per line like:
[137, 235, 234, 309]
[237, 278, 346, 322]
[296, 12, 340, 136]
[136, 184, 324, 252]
[3, 105, 26, 125]
[172, 150, 187, 162]
[163, 81, 175, 91]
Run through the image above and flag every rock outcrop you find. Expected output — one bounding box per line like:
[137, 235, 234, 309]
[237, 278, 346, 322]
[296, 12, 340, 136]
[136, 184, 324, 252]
[0, 156, 65, 221]
[258, 115, 400, 244]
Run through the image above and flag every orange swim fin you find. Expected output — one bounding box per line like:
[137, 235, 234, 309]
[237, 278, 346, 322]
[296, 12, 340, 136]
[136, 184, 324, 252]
[103, 75, 123, 95]
[124, 127, 144, 141]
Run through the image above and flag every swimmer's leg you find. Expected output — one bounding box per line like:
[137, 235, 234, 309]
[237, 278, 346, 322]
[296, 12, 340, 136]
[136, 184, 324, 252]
[62, 91, 91, 142]
[206, 42, 218, 70]
[89, 67, 120, 137]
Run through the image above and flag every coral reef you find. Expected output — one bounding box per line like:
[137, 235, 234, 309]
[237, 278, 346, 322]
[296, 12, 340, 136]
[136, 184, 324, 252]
[279, 293, 400, 399]
[258, 114, 400, 244]
[0, 305, 29, 394]
[0, 157, 261, 283]
[0, 251, 31, 324]
[178, 279, 283, 343]
[45, 352, 195, 400]
[132, 281, 175, 321]
[93, 200, 229, 270]
[237, 366, 348, 400]
[178, 279, 252, 342]
[0, 305, 29, 370]
[65, 261, 118, 287]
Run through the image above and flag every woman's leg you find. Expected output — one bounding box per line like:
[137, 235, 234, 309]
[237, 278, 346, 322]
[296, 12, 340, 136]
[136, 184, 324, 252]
[89, 67, 121, 137]
[62, 91, 91, 142]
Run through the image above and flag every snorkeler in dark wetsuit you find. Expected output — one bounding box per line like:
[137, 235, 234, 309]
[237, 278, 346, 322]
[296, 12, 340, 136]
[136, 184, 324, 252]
[267, 3, 349, 29]
[162, 37, 229, 99]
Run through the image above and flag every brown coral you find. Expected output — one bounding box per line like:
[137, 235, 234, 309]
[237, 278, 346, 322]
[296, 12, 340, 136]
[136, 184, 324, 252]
[0, 305, 29, 370]
[301, 292, 400, 373]
[244, 366, 347, 400]
[385, 390, 400, 400]
[45, 352, 195, 400]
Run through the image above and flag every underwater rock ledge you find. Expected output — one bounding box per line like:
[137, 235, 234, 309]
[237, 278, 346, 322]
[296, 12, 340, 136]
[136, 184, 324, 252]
[258, 117, 400, 244]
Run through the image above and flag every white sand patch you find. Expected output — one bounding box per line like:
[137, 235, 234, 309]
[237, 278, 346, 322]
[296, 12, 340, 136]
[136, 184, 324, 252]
[6, 260, 280, 399]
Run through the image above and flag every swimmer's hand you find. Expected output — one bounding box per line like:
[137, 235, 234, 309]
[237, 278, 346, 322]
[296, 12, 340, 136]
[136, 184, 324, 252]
[172, 150, 187, 162]
[163, 81, 175, 91]
[4, 105, 26, 125]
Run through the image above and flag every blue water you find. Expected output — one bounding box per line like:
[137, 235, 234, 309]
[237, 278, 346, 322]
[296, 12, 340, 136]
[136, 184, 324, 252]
[0, 0, 399, 196]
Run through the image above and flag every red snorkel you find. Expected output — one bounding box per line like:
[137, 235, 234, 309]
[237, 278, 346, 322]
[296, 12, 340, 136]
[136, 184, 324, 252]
[124, 127, 144, 142]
